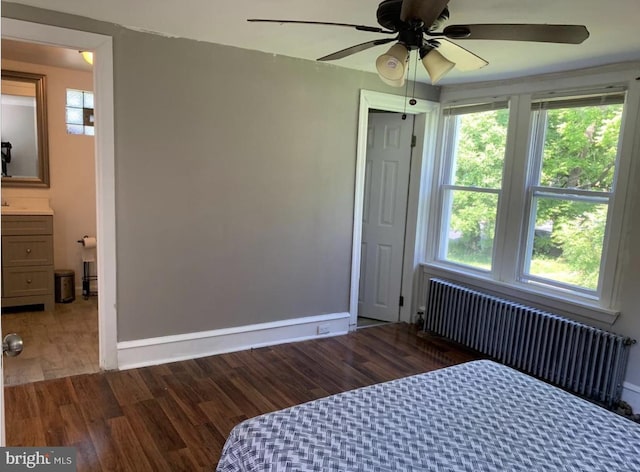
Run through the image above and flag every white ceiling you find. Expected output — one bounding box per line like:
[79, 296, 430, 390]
[5, 0, 640, 84]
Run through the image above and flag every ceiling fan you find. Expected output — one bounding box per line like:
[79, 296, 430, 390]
[248, 0, 589, 85]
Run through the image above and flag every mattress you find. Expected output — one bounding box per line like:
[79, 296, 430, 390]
[217, 360, 640, 471]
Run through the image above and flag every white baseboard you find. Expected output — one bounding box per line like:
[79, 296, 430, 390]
[117, 312, 350, 370]
[622, 382, 640, 412]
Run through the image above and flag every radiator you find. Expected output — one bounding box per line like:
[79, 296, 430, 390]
[425, 278, 635, 407]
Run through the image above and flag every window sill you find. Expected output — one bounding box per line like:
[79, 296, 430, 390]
[420, 263, 620, 326]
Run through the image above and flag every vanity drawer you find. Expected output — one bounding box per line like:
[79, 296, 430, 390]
[2, 236, 53, 266]
[2, 266, 54, 298]
[1, 215, 53, 236]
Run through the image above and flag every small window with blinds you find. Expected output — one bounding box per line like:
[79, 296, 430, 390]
[437, 101, 510, 271]
[66, 89, 94, 136]
[521, 92, 625, 293]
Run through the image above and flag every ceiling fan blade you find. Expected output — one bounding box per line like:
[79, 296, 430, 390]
[400, 0, 450, 27]
[436, 39, 488, 71]
[318, 37, 397, 61]
[443, 24, 589, 44]
[247, 19, 395, 34]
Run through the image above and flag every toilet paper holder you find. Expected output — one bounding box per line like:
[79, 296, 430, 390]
[77, 235, 97, 248]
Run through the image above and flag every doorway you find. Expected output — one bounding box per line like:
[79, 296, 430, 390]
[0, 18, 117, 445]
[357, 110, 414, 327]
[1, 39, 99, 385]
[349, 90, 439, 331]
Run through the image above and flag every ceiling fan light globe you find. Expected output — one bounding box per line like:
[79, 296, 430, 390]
[422, 49, 455, 84]
[376, 43, 408, 81]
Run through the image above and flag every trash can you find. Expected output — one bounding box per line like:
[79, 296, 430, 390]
[55, 269, 75, 303]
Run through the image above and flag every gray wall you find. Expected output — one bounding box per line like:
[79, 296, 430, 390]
[612, 119, 640, 388]
[2, 3, 439, 341]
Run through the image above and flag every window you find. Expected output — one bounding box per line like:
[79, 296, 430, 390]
[432, 91, 627, 304]
[438, 103, 510, 271]
[522, 95, 625, 293]
[66, 89, 94, 135]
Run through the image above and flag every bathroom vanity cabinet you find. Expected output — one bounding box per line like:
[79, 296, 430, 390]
[1, 214, 54, 311]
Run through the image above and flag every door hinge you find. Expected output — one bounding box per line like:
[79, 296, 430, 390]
[411, 135, 417, 147]
[399, 295, 404, 307]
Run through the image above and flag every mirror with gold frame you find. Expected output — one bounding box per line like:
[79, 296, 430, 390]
[1, 70, 50, 187]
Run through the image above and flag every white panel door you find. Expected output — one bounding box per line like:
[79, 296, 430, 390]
[358, 112, 413, 322]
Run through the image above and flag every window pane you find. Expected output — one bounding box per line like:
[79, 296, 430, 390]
[443, 190, 498, 270]
[66, 124, 84, 135]
[525, 198, 607, 291]
[85, 126, 95, 136]
[452, 108, 509, 188]
[66, 107, 83, 124]
[83, 91, 94, 109]
[66, 89, 83, 107]
[540, 104, 623, 192]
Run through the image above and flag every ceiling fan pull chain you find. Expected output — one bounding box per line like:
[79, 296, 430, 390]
[403, 52, 419, 119]
[402, 55, 411, 120]
[410, 52, 418, 106]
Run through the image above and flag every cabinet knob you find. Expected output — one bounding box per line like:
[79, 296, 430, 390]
[26, 279, 32, 284]
[26, 248, 32, 254]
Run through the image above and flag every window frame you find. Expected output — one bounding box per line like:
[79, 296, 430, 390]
[424, 79, 638, 324]
[65, 88, 95, 136]
[518, 97, 625, 298]
[436, 104, 509, 273]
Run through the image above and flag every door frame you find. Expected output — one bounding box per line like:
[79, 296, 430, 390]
[1, 19, 118, 444]
[349, 90, 439, 330]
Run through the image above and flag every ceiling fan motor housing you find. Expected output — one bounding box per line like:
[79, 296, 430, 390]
[377, 0, 450, 31]
[376, 0, 408, 31]
[398, 29, 427, 50]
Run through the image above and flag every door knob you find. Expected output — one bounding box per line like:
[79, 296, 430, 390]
[2, 333, 23, 357]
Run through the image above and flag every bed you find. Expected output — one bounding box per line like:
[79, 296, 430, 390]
[217, 360, 640, 471]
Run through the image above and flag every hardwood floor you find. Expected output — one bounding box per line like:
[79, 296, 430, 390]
[5, 323, 480, 471]
[2, 297, 99, 386]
